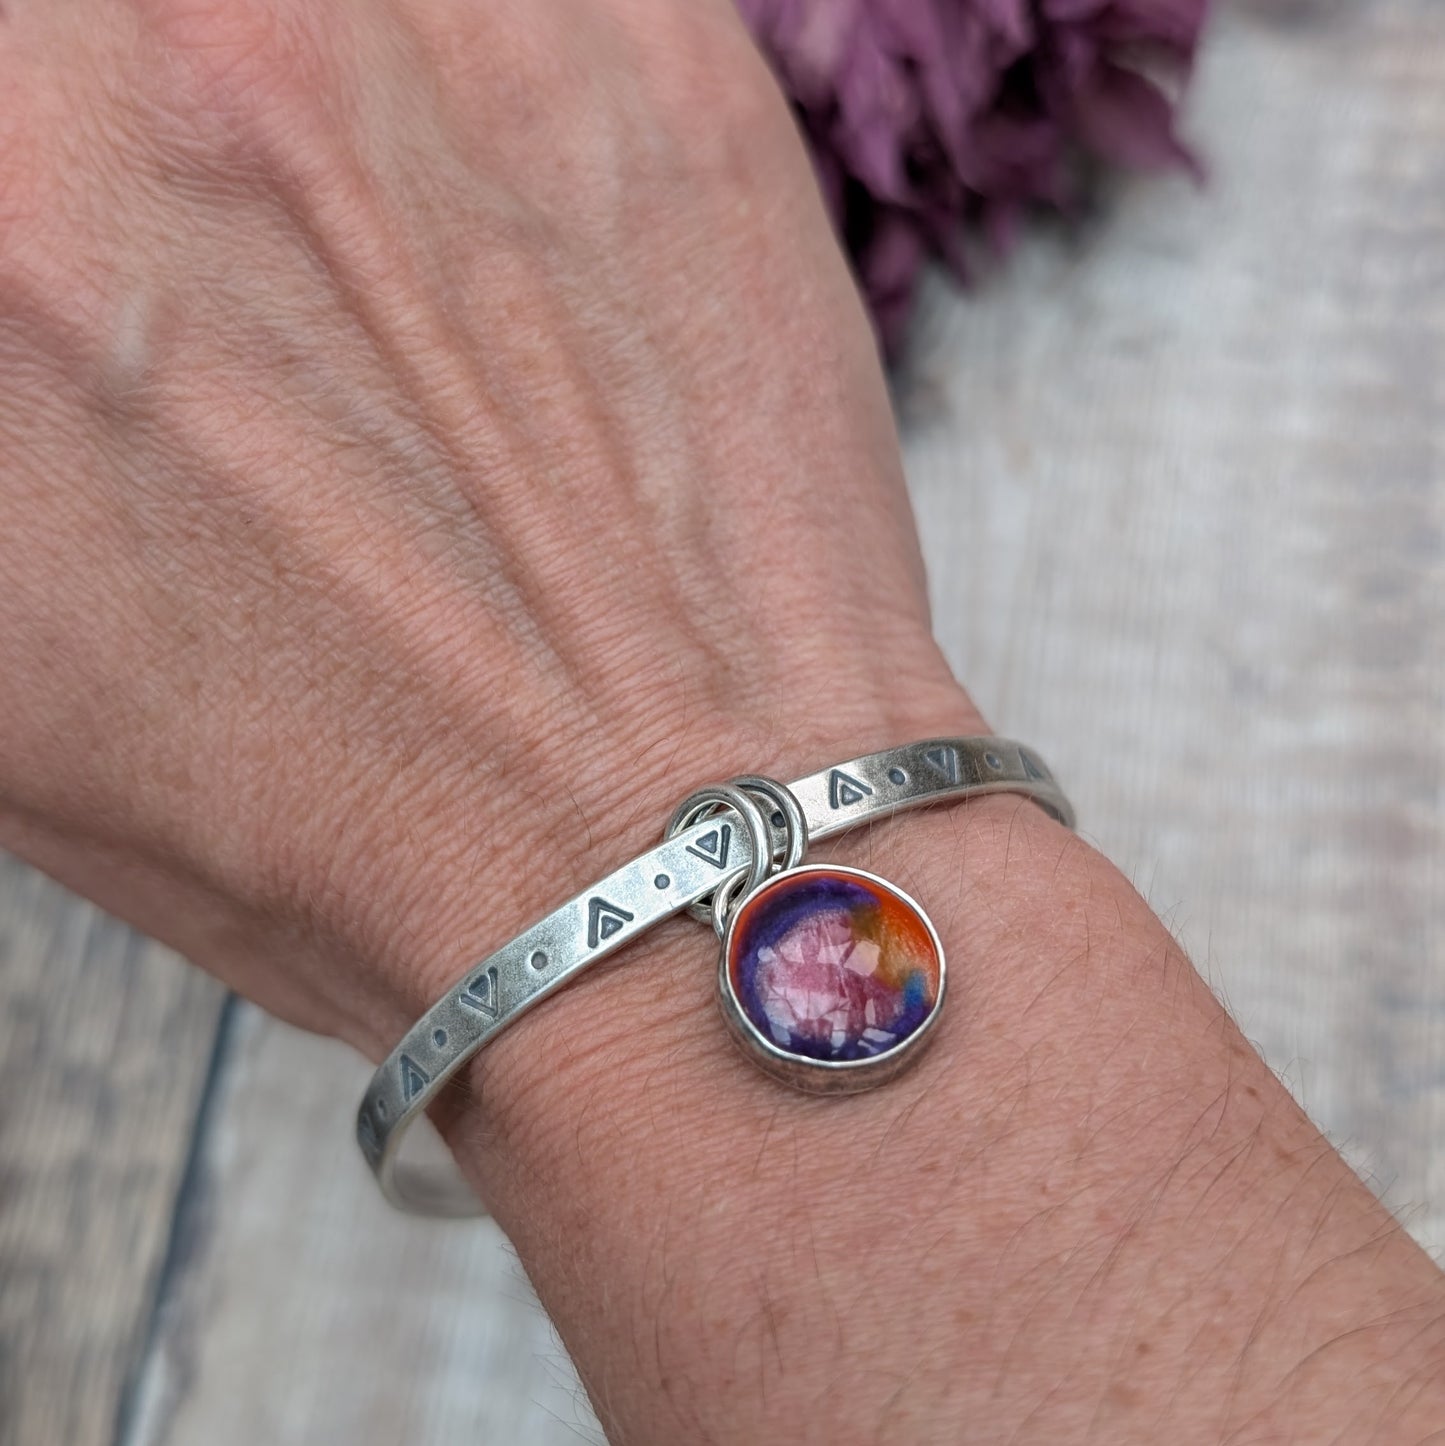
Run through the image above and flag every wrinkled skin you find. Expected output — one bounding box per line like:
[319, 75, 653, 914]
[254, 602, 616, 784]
[0, 0, 971, 1059]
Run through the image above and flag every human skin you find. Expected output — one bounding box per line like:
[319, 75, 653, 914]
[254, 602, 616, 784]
[1, 2, 1443, 1443]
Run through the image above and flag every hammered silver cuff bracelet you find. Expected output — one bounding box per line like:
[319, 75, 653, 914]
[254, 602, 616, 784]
[357, 736, 1076, 1215]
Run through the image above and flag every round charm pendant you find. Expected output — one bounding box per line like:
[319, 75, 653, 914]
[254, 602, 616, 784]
[718, 864, 946, 1092]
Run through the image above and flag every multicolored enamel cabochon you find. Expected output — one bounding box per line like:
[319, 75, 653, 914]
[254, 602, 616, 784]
[720, 864, 945, 1089]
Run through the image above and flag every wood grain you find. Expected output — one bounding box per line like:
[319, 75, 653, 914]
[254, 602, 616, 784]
[900, 0, 1445, 1250]
[0, 859, 226, 1446]
[118, 1011, 602, 1446]
[1, 2, 1441, 1442]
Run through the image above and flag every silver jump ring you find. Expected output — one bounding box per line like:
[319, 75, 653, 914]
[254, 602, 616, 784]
[706, 872, 750, 938]
[703, 776, 809, 937]
[666, 775, 810, 937]
[728, 774, 809, 871]
[664, 783, 774, 928]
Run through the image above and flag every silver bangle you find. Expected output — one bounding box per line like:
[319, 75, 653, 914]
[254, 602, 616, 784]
[357, 736, 1075, 1215]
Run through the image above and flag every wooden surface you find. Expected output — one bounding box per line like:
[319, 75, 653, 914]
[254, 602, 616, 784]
[0, 864, 226, 1446]
[3, 2, 1443, 1442]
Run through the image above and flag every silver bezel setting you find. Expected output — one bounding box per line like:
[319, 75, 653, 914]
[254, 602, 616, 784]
[717, 863, 948, 1094]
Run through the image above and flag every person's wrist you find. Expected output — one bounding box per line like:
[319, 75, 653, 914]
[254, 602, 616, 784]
[435, 742, 1080, 1204]
[327, 634, 984, 1059]
[431, 782, 1091, 1440]
[430, 769, 1445, 1446]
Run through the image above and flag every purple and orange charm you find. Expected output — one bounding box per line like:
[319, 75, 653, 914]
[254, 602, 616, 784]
[719, 864, 946, 1091]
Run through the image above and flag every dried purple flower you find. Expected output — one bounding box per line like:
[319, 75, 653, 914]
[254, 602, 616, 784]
[737, 0, 1209, 353]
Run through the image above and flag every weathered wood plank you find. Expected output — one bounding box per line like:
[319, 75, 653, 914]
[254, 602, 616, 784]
[119, 1008, 601, 1446]
[901, 0, 1445, 1247]
[0, 859, 226, 1446]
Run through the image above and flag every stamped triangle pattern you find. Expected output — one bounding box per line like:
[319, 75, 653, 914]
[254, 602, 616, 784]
[923, 745, 960, 784]
[686, 822, 732, 870]
[587, 896, 635, 949]
[459, 964, 499, 1016]
[1020, 750, 1050, 781]
[828, 768, 873, 809]
[399, 1053, 430, 1103]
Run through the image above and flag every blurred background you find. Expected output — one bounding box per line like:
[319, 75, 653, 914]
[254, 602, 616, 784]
[2, 2, 1442, 1442]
